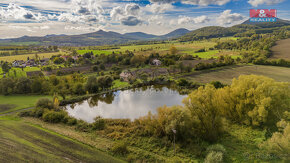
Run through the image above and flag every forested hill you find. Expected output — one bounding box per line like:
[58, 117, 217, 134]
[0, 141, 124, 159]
[179, 18, 290, 41]
[0, 28, 190, 46]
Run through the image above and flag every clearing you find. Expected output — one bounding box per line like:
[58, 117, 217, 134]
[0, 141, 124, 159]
[0, 116, 123, 163]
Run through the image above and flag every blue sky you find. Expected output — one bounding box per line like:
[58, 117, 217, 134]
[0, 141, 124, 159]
[0, 0, 289, 38]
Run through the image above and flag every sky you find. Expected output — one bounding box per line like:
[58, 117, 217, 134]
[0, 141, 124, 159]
[0, 0, 289, 38]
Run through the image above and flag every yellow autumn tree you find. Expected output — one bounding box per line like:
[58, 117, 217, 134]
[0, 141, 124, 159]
[217, 75, 290, 127]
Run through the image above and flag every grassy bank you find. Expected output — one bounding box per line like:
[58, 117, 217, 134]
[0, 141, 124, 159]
[20, 117, 274, 162]
[0, 95, 51, 114]
[0, 116, 123, 163]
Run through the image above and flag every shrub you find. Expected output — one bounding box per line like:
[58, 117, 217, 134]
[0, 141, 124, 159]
[31, 107, 45, 118]
[66, 117, 78, 126]
[204, 144, 226, 163]
[261, 121, 290, 160]
[206, 144, 226, 155]
[42, 110, 66, 123]
[204, 151, 223, 163]
[76, 120, 91, 132]
[18, 110, 32, 117]
[111, 142, 129, 156]
[92, 116, 105, 130]
[36, 98, 54, 110]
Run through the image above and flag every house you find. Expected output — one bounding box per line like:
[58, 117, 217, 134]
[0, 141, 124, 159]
[120, 71, 135, 82]
[12, 60, 25, 67]
[40, 58, 50, 66]
[152, 59, 162, 66]
[26, 59, 36, 67]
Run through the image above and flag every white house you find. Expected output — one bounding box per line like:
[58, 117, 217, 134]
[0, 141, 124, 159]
[152, 59, 162, 66]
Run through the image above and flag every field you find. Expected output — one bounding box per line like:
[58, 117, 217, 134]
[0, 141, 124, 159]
[0, 116, 123, 163]
[78, 41, 241, 59]
[0, 95, 51, 114]
[0, 52, 64, 62]
[271, 38, 290, 60]
[183, 65, 290, 84]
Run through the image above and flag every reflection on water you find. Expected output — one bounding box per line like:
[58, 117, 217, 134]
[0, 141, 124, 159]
[65, 86, 187, 123]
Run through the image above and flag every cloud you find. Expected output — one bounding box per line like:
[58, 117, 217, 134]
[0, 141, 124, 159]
[248, 0, 284, 7]
[145, 3, 174, 13]
[0, 3, 47, 22]
[177, 15, 209, 24]
[110, 4, 143, 26]
[57, 0, 106, 24]
[149, 0, 231, 6]
[125, 4, 141, 15]
[217, 10, 245, 25]
[121, 16, 143, 26]
[71, 0, 104, 15]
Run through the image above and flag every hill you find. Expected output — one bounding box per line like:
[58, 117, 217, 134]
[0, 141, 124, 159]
[179, 18, 290, 41]
[0, 28, 190, 46]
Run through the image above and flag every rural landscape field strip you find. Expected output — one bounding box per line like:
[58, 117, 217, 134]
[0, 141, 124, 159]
[182, 65, 290, 84]
[0, 116, 123, 163]
[271, 38, 290, 60]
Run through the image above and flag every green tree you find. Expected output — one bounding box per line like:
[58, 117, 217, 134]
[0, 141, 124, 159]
[85, 76, 99, 93]
[170, 46, 178, 55]
[1, 62, 10, 74]
[183, 85, 224, 142]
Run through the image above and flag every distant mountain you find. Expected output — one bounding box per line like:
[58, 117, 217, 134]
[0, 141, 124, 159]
[242, 18, 290, 26]
[179, 18, 290, 41]
[123, 32, 157, 40]
[45, 34, 67, 37]
[161, 28, 190, 39]
[0, 28, 190, 46]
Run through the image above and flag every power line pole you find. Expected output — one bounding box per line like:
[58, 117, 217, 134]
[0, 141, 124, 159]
[172, 129, 176, 156]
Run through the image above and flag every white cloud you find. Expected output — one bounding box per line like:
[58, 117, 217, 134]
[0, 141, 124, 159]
[110, 4, 143, 26]
[150, 0, 231, 6]
[145, 3, 174, 14]
[0, 3, 47, 22]
[177, 15, 209, 24]
[56, 0, 106, 24]
[248, 0, 284, 7]
[217, 10, 245, 25]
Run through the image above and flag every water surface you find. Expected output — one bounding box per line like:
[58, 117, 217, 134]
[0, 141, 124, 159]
[65, 86, 187, 123]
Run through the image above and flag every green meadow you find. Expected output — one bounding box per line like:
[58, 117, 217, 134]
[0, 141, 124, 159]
[0, 95, 51, 114]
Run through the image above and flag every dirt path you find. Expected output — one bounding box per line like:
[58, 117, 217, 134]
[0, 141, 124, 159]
[0, 107, 34, 116]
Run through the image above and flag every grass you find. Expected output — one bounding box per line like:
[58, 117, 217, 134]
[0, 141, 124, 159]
[113, 80, 130, 88]
[0, 95, 51, 114]
[0, 52, 63, 62]
[183, 65, 290, 84]
[78, 50, 115, 55]
[0, 68, 27, 79]
[0, 116, 123, 163]
[21, 117, 277, 162]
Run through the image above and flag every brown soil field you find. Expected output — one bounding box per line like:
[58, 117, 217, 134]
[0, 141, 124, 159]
[182, 65, 290, 84]
[271, 38, 290, 60]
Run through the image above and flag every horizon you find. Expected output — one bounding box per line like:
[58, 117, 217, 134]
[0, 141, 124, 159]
[1, 0, 290, 39]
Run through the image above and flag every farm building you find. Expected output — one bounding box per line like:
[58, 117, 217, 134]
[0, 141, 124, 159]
[120, 71, 135, 82]
[152, 59, 162, 66]
[12, 60, 25, 67]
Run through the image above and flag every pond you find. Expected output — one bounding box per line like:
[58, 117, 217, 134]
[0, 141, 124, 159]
[65, 86, 187, 123]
